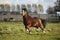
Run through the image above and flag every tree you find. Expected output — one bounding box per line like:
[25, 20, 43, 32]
[54, 0, 60, 12]
[47, 6, 54, 14]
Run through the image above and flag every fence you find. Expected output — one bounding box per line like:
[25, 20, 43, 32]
[0, 12, 60, 22]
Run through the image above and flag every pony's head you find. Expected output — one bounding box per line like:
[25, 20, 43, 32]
[22, 8, 28, 16]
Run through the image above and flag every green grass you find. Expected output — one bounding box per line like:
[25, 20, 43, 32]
[0, 22, 60, 40]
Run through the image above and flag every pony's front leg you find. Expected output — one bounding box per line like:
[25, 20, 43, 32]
[25, 26, 32, 34]
[26, 28, 32, 34]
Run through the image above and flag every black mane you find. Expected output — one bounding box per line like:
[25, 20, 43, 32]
[22, 8, 27, 12]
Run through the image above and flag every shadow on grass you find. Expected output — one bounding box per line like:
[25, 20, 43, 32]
[55, 38, 60, 40]
[0, 32, 10, 35]
[26, 32, 44, 35]
[28, 33, 40, 35]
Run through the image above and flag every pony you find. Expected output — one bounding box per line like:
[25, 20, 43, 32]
[22, 8, 46, 34]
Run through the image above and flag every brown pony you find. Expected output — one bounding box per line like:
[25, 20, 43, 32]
[22, 8, 46, 34]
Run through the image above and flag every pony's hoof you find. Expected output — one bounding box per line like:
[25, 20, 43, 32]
[29, 32, 32, 34]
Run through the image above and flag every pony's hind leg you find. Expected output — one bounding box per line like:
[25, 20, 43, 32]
[35, 26, 39, 32]
[39, 26, 46, 33]
[39, 20, 46, 33]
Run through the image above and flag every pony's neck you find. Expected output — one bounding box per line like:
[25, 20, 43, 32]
[23, 11, 32, 21]
[23, 13, 29, 20]
[23, 12, 28, 16]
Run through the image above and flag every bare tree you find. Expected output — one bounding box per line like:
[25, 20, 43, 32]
[4, 4, 10, 12]
[38, 4, 44, 13]
[0, 4, 4, 12]
[27, 4, 31, 12]
[10, 4, 15, 12]
[15, 4, 20, 15]
[16, 4, 20, 12]
[32, 4, 37, 13]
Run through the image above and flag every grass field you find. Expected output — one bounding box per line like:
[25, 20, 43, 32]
[0, 22, 60, 40]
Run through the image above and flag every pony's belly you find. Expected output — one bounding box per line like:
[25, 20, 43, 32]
[31, 22, 38, 26]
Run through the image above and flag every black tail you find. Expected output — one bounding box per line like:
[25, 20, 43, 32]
[41, 19, 47, 28]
